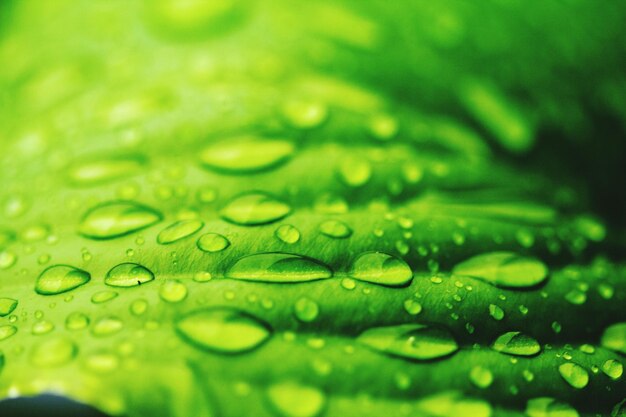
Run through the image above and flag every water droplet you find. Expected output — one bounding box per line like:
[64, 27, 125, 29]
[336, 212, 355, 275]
[175, 307, 271, 353]
[91, 291, 118, 304]
[159, 280, 188, 303]
[193, 271, 213, 283]
[92, 317, 123, 337]
[403, 299, 423, 315]
[226, 252, 332, 283]
[275, 225, 301, 244]
[200, 137, 294, 174]
[266, 381, 326, 417]
[32, 320, 55, 335]
[0, 325, 17, 341]
[221, 193, 291, 226]
[601, 323, 626, 354]
[65, 312, 89, 330]
[319, 220, 352, 238]
[368, 113, 398, 140]
[469, 366, 494, 389]
[281, 100, 328, 129]
[130, 299, 148, 316]
[603, 359, 623, 380]
[525, 397, 579, 417]
[0, 298, 18, 317]
[349, 252, 412, 286]
[415, 391, 492, 417]
[453, 252, 548, 288]
[79, 201, 162, 239]
[151, 0, 242, 38]
[66, 155, 146, 185]
[558, 362, 589, 389]
[105, 263, 155, 287]
[83, 352, 119, 374]
[157, 219, 204, 244]
[197, 233, 230, 252]
[488, 304, 504, 321]
[294, 297, 320, 322]
[358, 324, 458, 361]
[0, 251, 17, 269]
[30, 337, 77, 367]
[565, 289, 586, 305]
[35, 265, 90, 295]
[337, 157, 372, 187]
[492, 332, 541, 356]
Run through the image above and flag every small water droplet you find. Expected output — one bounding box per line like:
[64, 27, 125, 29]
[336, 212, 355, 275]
[0, 251, 17, 269]
[200, 137, 295, 174]
[32, 320, 55, 335]
[130, 299, 148, 316]
[319, 220, 352, 238]
[226, 252, 332, 283]
[281, 100, 328, 129]
[79, 201, 162, 239]
[197, 233, 230, 252]
[602, 359, 623, 380]
[492, 331, 541, 356]
[221, 192, 291, 226]
[92, 317, 123, 337]
[403, 299, 423, 315]
[294, 297, 320, 322]
[266, 381, 326, 417]
[65, 312, 89, 330]
[275, 224, 301, 244]
[488, 304, 504, 321]
[349, 252, 412, 286]
[453, 252, 548, 288]
[337, 157, 372, 187]
[0, 298, 18, 317]
[157, 219, 204, 244]
[35, 265, 90, 295]
[91, 291, 118, 304]
[159, 279, 188, 303]
[469, 366, 494, 388]
[66, 155, 146, 185]
[105, 263, 155, 287]
[558, 362, 589, 389]
[0, 325, 17, 341]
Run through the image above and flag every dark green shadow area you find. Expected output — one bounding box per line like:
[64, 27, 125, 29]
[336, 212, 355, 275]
[0, 395, 114, 417]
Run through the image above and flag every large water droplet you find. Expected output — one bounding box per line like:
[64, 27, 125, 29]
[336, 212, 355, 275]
[200, 137, 294, 174]
[558, 362, 589, 389]
[266, 381, 326, 417]
[175, 307, 271, 353]
[105, 263, 155, 287]
[492, 331, 541, 356]
[358, 324, 458, 361]
[526, 397, 579, 417]
[602, 359, 623, 380]
[157, 219, 204, 244]
[602, 323, 626, 354]
[30, 337, 77, 367]
[66, 155, 146, 186]
[349, 252, 413, 286]
[453, 252, 548, 288]
[226, 253, 332, 283]
[415, 391, 492, 417]
[197, 233, 230, 253]
[0, 298, 17, 317]
[79, 201, 162, 239]
[319, 220, 352, 238]
[35, 265, 91, 295]
[221, 193, 291, 226]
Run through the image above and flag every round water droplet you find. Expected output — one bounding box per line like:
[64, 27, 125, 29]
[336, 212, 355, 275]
[79, 201, 162, 239]
[175, 307, 271, 354]
[105, 263, 155, 287]
[602, 359, 623, 380]
[91, 291, 118, 304]
[565, 289, 586, 305]
[558, 362, 589, 389]
[403, 299, 423, 315]
[294, 297, 319, 323]
[92, 317, 123, 337]
[266, 381, 326, 417]
[281, 100, 328, 129]
[470, 366, 494, 389]
[32, 320, 55, 335]
[275, 224, 301, 244]
[525, 397, 579, 417]
[197, 233, 230, 253]
[0, 325, 17, 341]
[337, 157, 372, 187]
[157, 219, 204, 245]
[349, 252, 413, 286]
[66, 155, 146, 186]
[159, 280, 188, 303]
[0, 298, 18, 317]
[453, 252, 548, 288]
[368, 113, 398, 140]
[130, 299, 148, 316]
[30, 337, 77, 368]
[35, 265, 90, 295]
[602, 323, 626, 354]
[221, 193, 291, 226]
[358, 324, 458, 361]
[488, 304, 504, 321]
[319, 220, 352, 238]
[492, 331, 541, 356]
[200, 137, 294, 174]
[0, 251, 17, 269]
[226, 252, 332, 283]
[65, 312, 89, 330]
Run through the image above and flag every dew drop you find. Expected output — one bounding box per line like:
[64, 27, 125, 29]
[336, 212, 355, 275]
[601, 323, 626, 354]
[453, 252, 548, 288]
[469, 366, 494, 389]
[159, 280, 188, 303]
[30, 337, 77, 367]
[197, 233, 230, 252]
[35, 265, 90, 295]
[92, 317, 123, 337]
[294, 297, 320, 323]
[602, 359, 623, 380]
[221, 193, 291, 226]
[105, 263, 155, 287]
[266, 381, 326, 417]
[558, 362, 589, 389]
[281, 100, 328, 129]
[525, 397, 579, 417]
[226, 252, 332, 283]
[79, 201, 162, 239]
[275, 225, 301, 244]
[319, 220, 352, 238]
[91, 291, 118, 304]
[200, 137, 294, 174]
[0, 325, 17, 341]
[349, 252, 413, 286]
[65, 312, 89, 330]
[337, 157, 372, 187]
[492, 331, 541, 356]
[66, 155, 146, 186]
[488, 304, 504, 321]
[0, 298, 18, 317]
[157, 219, 204, 244]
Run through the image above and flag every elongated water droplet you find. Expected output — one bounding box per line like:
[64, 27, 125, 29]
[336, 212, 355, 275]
[197, 233, 230, 252]
[602, 359, 623, 380]
[281, 100, 328, 130]
[79, 201, 162, 239]
[488, 304, 504, 321]
[83, 352, 119, 374]
[415, 391, 492, 417]
[159, 279, 188, 303]
[175, 307, 271, 353]
[200, 137, 294, 174]
[602, 323, 626, 354]
[30, 337, 77, 368]
[0, 298, 17, 317]
[0, 325, 17, 341]
[157, 219, 204, 244]
[66, 155, 146, 185]
[349, 252, 413, 286]
[92, 317, 123, 337]
[492, 331, 541, 356]
[319, 220, 352, 238]
[91, 291, 118, 304]
[358, 324, 458, 361]
[266, 381, 326, 417]
[453, 252, 548, 288]
[526, 397, 579, 417]
[294, 297, 320, 322]
[32, 320, 55, 335]
[105, 263, 155, 287]
[275, 224, 301, 244]
[0, 251, 16, 269]
[558, 362, 589, 389]
[227, 252, 332, 283]
[36, 265, 91, 295]
[221, 193, 291, 225]
[65, 312, 89, 330]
